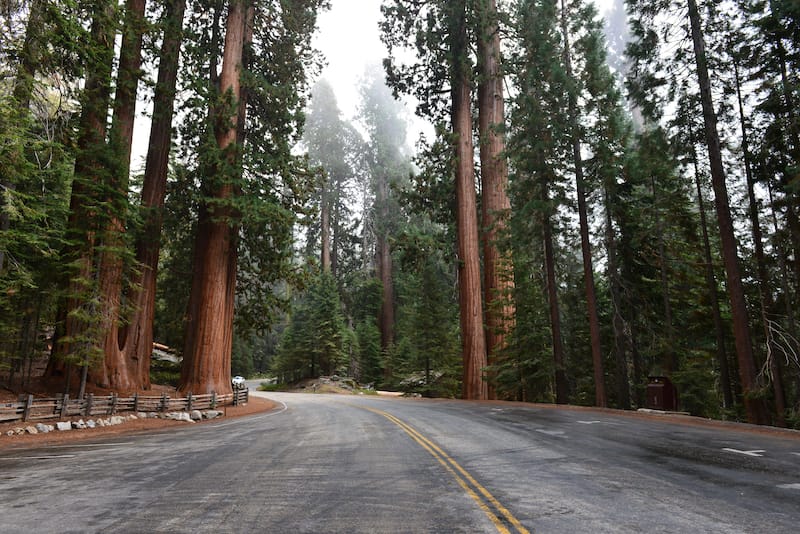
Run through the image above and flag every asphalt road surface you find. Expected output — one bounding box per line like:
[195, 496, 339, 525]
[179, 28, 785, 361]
[1, 391, 799, 533]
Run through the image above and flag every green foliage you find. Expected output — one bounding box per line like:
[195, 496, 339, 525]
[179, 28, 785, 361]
[271, 271, 348, 381]
[150, 358, 181, 387]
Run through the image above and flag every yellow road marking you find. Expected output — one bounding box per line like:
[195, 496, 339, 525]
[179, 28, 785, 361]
[364, 407, 530, 534]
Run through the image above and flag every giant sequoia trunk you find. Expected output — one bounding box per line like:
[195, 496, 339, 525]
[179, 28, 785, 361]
[179, 0, 248, 395]
[477, 0, 514, 399]
[450, 1, 488, 400]
[49, 0, 117, 387]
[559, 0, 606, 407]
[94, 0, 149, 390]
[687, 0, 768, 425]
[123, 0, 187, 389]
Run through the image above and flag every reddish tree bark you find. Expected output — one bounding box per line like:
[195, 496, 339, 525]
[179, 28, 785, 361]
[123, 0, 187, 389]
[94, 0, 149, 390]
[49, 0, 117, 389]
[477, 0, 514, 400]
[179, 0, 248, 395]
[450, 1, 488, 400]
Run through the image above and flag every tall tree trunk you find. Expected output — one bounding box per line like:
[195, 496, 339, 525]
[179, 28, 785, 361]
[477, 0, 514, 400]
[180, 1, 223, 388]
[450, 0, 487, 400]
[687, 0, 768, 425]
[95, 0, 149, 390]
[179, 0, 248, 395]
[559, 0, 606, 407]
[123, 0, 187, 389]
[734, 59, 786, 425]
[690, 141, 734, 410]
[542, 183, 568, 404]
[50, 0, 117, 386]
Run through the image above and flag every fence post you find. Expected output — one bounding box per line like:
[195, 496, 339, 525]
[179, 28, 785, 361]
[133, 392, 139, 413]
[22, 394, 34, 422]
[211, 392, 217, 409]
[60, 394, 69, 419]
[186, 392, 193, 412]
[111, 393, 118, 415]
[85, 393, 94, 416]
[160, 392, 168, 412]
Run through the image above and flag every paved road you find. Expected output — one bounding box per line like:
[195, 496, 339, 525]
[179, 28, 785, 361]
[1, 392, 799, 533]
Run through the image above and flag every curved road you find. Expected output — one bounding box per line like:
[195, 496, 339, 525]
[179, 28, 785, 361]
[1, 391, 799, 533]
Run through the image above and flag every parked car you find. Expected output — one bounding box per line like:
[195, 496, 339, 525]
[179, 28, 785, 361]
[232, 375, 246, 390]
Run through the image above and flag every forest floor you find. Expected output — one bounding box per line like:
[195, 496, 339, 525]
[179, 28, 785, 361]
[0, 378, 278, 449]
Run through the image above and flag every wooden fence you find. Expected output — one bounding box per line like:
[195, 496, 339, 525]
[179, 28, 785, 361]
[0, 389, 249, 424]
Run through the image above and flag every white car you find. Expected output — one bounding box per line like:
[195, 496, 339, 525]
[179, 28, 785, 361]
[232, 375, 247, 390]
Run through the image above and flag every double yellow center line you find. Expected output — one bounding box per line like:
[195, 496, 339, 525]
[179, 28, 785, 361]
[364, 407, 530, 534]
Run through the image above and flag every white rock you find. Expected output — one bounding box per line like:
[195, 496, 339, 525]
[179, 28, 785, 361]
[36, 423, 50, 433]
[203, 410, 223, 419]
[56, 421, 72, 431]
[136, 412, 148, 419]
[25, 426, 38, 434]
[110, 416, 124, 426]
[190, 410, 202, 421]
[6, 430, 14, 436]
[73, 419, 87, 429]
[86, 420, 96, 428]
[128, 414, 137, 420]
[97, 419, 106, 427]
[165, 411, 194, 423]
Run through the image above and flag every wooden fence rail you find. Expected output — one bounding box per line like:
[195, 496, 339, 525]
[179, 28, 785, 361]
[0, 389, 248, 424]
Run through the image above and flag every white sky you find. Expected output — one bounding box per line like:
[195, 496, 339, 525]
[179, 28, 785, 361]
[313, 0, 616, 146]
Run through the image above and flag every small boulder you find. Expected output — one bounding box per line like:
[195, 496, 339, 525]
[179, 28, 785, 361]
[35, 423, 50, 434]
[97, 419, 107, 427]
[165, 412, 194, 423]
[190, 410, 203, 421]
[6, 430, 14, 436]
[203, 410, 223, 419]
[109, 416, 124, 426]
[136, 412, 148, 419]
[86, 420, 96, 428]
[72, 419, 87, 429]
[25, 426, 38, 435]
[56, 421, 72, 431]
